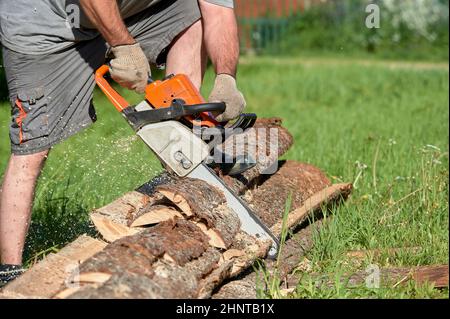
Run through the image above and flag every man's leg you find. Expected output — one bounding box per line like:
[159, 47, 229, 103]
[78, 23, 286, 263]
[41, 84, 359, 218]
[165, 19, 207, 90]
[0, 150, 49, 265]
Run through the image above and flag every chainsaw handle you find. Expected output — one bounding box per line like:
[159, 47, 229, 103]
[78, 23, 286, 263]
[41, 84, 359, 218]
[95, 65, 130, 112]
[182, 102, 226, 116]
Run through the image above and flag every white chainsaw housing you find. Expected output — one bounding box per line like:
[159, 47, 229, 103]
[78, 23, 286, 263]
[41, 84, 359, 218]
[137, 121, 209, 177]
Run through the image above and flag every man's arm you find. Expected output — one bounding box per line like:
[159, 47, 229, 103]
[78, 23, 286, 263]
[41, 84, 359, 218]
[79, 0, 135, 46]
[199, 0, 239, 77]
[79, 0, 150, 93]
[199, 1, 245, 122]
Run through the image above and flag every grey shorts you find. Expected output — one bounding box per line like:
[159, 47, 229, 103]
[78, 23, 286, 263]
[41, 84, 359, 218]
[3, 0, 200, 155]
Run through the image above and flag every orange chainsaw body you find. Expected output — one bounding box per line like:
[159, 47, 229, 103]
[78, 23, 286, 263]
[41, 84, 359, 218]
[95, 65, 218, 128]
[145, 74, 218, 128]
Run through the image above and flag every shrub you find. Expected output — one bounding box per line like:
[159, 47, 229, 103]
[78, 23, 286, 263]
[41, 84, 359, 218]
[278, 0, 449, 60]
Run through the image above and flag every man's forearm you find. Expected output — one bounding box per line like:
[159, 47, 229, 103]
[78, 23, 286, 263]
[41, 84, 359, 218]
[79, 0, 135, 46]
[199, 1, 239, 77]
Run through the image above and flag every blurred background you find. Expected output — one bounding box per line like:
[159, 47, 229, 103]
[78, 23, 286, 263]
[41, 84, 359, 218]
[235, 0, 448, 59]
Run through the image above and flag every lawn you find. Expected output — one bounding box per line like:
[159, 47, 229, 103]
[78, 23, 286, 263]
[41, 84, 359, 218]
[0, 57, 448, 298]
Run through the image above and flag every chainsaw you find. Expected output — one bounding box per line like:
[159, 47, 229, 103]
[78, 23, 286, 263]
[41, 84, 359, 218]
[95, 65, 279, 258]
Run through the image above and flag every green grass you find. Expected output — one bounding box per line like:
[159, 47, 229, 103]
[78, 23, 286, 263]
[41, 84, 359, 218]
[0, 57, 448, 298]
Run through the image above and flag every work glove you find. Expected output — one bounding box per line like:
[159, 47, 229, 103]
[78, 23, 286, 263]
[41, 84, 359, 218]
[109, 43, 150, 94]
[208, 74, 246, 122]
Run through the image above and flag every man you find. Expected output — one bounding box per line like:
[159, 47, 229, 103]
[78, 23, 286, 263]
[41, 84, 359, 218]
[0, 0, 246, 286]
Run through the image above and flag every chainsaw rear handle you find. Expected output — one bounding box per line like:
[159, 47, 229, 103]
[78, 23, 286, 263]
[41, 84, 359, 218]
[95, 65, 131, 112]
[180, 101, 226, 115]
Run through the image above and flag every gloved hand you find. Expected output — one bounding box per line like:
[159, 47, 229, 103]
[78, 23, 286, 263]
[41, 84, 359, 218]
[208, 74, 246, 122]
[109, 43, 150, 94]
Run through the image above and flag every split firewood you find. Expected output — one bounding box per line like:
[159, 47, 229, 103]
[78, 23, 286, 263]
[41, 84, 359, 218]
[54, 176, 349, 299]
[189, 221, 232, 250]
[270, 183, 353, 236]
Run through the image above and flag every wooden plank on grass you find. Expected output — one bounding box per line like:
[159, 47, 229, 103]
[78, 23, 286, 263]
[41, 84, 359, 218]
[285, 264, 449, 289]
[2, 235, 107, 298]
[345, 247, 423, 266]
[270, 183, 353, 236]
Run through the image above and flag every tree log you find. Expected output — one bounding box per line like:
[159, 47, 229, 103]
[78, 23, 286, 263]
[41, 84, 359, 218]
[212, 182, 353, 299]
[244, 161, 332, 227]
[220, 120, 294, 195]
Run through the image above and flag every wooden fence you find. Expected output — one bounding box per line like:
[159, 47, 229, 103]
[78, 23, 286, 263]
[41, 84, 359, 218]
[235, 0, 320, 53]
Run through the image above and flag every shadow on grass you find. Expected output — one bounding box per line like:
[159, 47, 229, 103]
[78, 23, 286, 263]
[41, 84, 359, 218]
[24, 182, 98, 265]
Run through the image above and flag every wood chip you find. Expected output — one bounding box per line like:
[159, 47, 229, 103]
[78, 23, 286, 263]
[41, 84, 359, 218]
[76, 272, 112, 284]
[223, 249, 246, 261]
[130, 206, 183, 227]
[91, 214, 141, 242]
